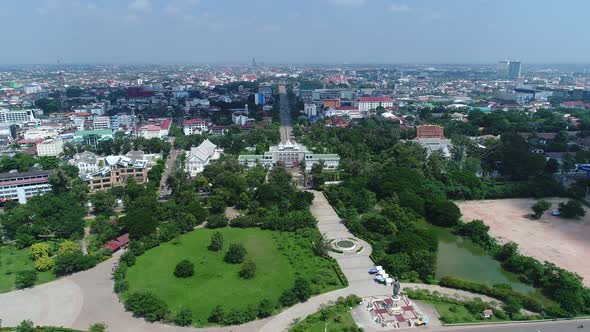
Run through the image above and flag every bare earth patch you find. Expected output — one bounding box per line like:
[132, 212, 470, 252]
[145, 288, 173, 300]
[457, 198, 590, 287]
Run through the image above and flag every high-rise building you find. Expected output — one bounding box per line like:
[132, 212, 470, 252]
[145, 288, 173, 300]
[254, 93, 265, 105]
[258, 83, 273, 100]
[508, 61, 522, 79]
[497, 60, 522, 79]
[497, 61, 509, 77]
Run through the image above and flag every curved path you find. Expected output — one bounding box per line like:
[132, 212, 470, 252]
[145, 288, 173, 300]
[1, 190, 579, 331]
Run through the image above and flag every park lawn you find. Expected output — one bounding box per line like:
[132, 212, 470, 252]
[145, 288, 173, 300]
[289, 304, 358, 332]
[125, 227, 344, 326]
[292, 312, 356, 332]
[423, 300, 506, 324]
[0, 245, 56, 293]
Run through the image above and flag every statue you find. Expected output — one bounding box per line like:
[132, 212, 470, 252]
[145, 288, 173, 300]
[392, 280, 401, 297]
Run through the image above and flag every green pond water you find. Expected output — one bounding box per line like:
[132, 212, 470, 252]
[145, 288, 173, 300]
[417, 221, 539, 296]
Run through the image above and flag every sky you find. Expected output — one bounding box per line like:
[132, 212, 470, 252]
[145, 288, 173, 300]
[0, 0, 589, 65]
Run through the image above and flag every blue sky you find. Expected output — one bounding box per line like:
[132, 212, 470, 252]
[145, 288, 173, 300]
[0, 0, 589, 64]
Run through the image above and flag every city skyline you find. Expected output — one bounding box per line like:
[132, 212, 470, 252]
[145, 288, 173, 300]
[1, 0, 590, 65]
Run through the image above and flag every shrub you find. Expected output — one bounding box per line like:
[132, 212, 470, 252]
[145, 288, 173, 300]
[258, 298, 274, 318]
[239, 259, 256, 279]
[279, 289, 299, 307]
[173, 307, 193, 326]
[53, 251, 98, 276]
[174, 259, 194, 278]
[88, 322, 108, 332]
[114, 278, 129, 294]
[208, 231, 224, 252]
[35, 256, 55, 272]
[559, 200, 586, 219]
[206, 214, 229, 229]
[531, 200, 551, 219]
[15, 270, 38, 289]
[224, 243, 247, 264]
[341, 294, 362, 306]
[124, 291, 169, 322]
[230, 215, 258, 228]
[293, 277, 312, 302]
[503, 296, 523, 317]
[208, 305, 225, 323]
[158, 222, 180, 242]
[29, 242, 51, 260]
[57, 240, 81, 256]
[15, 320, 35, 332]
[120, 251, 136, 266]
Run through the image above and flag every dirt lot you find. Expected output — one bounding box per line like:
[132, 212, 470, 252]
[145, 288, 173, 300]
[457, 198, 590, 286]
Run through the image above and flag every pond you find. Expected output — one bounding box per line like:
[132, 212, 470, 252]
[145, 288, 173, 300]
[416, 220, 541, 296]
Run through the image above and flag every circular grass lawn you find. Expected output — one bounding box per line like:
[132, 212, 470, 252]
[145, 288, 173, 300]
[125, 228, 298, 326]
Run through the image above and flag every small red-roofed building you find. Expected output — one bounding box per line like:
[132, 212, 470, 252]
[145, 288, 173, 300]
[101, 233, 130, 252]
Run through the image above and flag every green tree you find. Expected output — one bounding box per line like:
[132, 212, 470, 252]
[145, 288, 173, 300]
[258, 298, 274, 318]
[173, 307, 193, 326]
[123, 208, 158, 239]
[239, 259, 256, 279]
[224, 243, 247, 264]
[361, 213, 397, 235]
[34, 256, 55, 272]
[558, 200, 586, 219]
[174, 260, 194, 278]
[531, 200, 551, 219]
[503, 296, 523, 317]
[426, 200, 461, 227]
[92, 191, 116, 215]
[292, 277, 312, 301]
[54, 251, 97, 276]
[208, 305, 225, 323]
[208, 231, 224, 251]
[58, 240, 80, 256]
[29, 242, 50, 260]
[124, 291, 169, 322]
[15, 320, 34, 332]
[15, 270, 38, 289]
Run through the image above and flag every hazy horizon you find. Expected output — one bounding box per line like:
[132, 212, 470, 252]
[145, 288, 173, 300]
[1, 0, 589, 65]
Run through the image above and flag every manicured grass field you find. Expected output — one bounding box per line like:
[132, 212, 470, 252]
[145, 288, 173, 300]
[291, 312, 356, 332]
[289, 303, 358, 332]
[423, 300, 506, 324]
[0, 245, 56, 293]
[125, 228, 344, 326]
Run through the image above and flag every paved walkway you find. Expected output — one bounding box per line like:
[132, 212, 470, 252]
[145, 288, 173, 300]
[257, 191, 390, 332]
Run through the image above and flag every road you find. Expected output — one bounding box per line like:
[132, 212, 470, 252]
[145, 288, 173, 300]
[278, 85, 293, 144]
[159, 148, 180, 199]
[431, 320, 590, 332]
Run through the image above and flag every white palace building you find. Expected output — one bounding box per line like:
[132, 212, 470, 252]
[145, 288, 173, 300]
[238, 141, 339, 172]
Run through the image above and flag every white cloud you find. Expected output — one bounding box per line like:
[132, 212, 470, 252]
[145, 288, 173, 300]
[389, 3, 410, 12]
[329, 0, 366, 6]
[128, 0, 151, 12]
